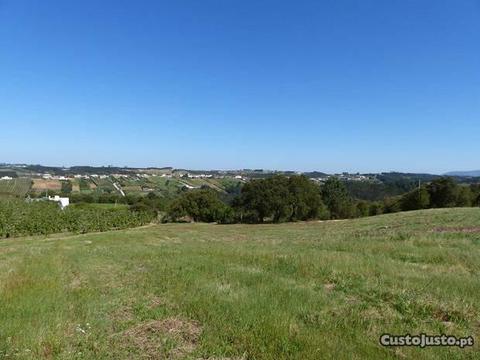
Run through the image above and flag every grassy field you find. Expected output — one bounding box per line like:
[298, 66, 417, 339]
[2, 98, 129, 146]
[0, 208, 479, 359]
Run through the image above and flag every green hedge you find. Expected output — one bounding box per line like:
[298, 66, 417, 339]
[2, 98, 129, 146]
[0, 200, 154, 238]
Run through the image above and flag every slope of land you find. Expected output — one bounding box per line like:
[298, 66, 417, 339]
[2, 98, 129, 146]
[0, 209, 479, 359]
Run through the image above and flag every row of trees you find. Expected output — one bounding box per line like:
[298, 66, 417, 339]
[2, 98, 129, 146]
[398, 177, 480, 212]
[165, 175, 480, 224]
[3, 176, 477, 235]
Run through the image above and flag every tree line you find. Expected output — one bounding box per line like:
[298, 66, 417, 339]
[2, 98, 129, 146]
[2, 175, 478, 237]
[164, 175, 480, 224]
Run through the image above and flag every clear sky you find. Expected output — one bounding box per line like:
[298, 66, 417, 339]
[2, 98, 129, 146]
[1, 0, 479, 173]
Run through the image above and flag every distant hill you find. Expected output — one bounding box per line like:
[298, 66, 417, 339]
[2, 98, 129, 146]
[445, 170, 480, 177]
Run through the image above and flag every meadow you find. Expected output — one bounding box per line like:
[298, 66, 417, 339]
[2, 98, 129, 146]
[0, 208, 479, 359]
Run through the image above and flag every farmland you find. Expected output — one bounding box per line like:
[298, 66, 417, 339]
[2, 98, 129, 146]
[32, 179, 62, 192]
[0, 201, 154, 238]
[0, 178, 31, 198]
[1, 208, 479, 359]
[22, 174, 243, 199]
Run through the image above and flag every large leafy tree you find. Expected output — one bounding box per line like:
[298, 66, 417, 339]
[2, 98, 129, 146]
[288, 175, 328, 221]
[321, 177, 354, 219]
[234, 175, 327, 223]
[427, 177, 459, 208]
[167, 189, 229, 223]
[234, 175, 290, 223]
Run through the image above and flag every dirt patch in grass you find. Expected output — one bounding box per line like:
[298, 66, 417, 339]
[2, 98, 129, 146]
[68, 277, 83, 290]
[120, 317, 202, 359]
[432, 227, 480, 234]
[67, 271, 84, 290]
[323, 283, 336, 292]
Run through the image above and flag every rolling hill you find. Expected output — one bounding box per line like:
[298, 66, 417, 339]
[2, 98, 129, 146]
[0, 208, 479, 359]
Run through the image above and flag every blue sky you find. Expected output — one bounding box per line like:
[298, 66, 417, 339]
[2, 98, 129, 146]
[1, 0, 479, 173]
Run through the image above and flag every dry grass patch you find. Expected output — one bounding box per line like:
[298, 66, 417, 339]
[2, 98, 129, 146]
[119, 317, 202, 359]
[323, 282, 336, 292]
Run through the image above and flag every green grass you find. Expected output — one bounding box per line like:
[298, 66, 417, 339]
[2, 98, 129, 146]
[1, 208, 479, 359]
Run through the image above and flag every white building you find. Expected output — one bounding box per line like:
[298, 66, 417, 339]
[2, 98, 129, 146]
[48, 195, 70, 209]
[0, 176, 13, 180]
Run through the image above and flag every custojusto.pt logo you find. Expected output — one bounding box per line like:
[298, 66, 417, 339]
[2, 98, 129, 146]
[380, 333, 474, 348]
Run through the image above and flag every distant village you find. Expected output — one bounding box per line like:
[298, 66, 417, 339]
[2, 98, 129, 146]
[0, 164, 378, 184]
[0, 164, 380, 210]
[0, 166, 373, 182]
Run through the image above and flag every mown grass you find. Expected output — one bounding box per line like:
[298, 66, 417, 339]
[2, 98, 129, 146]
[0, 208, 479, 359]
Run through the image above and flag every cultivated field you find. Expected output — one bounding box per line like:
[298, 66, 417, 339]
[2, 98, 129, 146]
[32, 179, 62, 192]
[0, 209, 479, 359]
[0, 178, 31, 198]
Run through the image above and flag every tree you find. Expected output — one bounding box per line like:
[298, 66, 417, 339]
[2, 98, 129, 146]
[382, 196, 402, 213]
[234, 175, 290, 223]
[288, 175, 328, 221]
[321, 177, 354, 219]
[456, 186, 473, 207]
[167, 189, 229, 223]
[355, 201, 370, 217]
[232, 179, 265, 223]
[368, 202, 384, 216]
[427, 177, 458, 208]
[234, 175, 328, 223]
[471, 184, 480, 206]
[400, 187, 430, 211]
